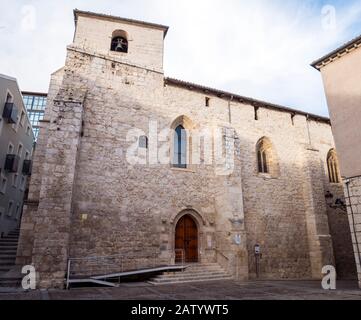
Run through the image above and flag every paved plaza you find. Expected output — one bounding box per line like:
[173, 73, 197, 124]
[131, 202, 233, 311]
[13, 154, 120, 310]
[0, 280, 361, 300]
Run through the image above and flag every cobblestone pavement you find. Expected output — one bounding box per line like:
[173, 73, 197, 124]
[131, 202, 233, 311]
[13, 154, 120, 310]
[0, 280, 361, 300]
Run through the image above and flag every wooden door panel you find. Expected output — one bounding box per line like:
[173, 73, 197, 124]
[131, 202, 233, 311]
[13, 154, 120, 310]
[175, 215, 198, 263]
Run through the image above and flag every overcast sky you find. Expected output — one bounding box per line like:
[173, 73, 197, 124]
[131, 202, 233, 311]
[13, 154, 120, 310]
[1, 0, 361, 116]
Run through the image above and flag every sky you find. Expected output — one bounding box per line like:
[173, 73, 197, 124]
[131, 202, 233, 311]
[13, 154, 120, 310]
[1, 0, 361, 116]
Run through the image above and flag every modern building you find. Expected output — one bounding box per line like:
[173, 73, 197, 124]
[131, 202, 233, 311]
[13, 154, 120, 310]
[16, 10, 356, 289]
[22, 92, 47, 140]
[0, 74, 35, 237]
[312, 35, 361, 288]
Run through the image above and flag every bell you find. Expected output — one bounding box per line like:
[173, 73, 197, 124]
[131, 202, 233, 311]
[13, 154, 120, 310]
[115, 39, 126, 52]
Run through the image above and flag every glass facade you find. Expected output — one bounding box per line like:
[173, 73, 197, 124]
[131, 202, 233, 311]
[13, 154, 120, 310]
[22, 92, 47, 140]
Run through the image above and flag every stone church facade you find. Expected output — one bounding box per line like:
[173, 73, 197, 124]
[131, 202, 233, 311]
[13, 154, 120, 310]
[16, 10, 356, 288]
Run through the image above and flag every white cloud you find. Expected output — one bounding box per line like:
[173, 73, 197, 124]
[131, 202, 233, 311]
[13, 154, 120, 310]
[1, 0, 361, 116]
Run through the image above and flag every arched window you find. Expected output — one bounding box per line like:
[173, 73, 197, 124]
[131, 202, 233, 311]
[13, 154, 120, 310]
[257, 148, 268, 173]
[256, 137, 278, 176]
[327, 149, 341, 183]
[110, 30, 128, 53]
[173, 125, 187, 168]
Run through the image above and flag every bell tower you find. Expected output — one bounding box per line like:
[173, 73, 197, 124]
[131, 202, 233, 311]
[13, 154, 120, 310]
[73, 9, 169, 73]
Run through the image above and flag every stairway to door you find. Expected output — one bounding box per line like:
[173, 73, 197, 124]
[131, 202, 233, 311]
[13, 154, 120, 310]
[0, 228, 22, 287]
[149, 263, 233, 285]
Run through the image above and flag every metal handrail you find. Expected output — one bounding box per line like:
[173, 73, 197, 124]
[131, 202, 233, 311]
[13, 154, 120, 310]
[214, 248, 230, 261]
[174, 249, 185, 266]
[66, 250, 186, 289]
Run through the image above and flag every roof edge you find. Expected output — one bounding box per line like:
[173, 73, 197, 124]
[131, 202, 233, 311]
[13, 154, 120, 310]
[165, 78, 330, 124]
[311, 33, 361, 70]
[73, 9, 169, 37]
[21, 91, 48, 97]
[0, 73, 17, 82]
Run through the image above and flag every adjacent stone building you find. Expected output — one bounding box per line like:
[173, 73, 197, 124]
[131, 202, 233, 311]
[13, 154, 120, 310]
[0, 74, 34, 237]
[312, 34, 361, 288]
[16, 9, 356, 288]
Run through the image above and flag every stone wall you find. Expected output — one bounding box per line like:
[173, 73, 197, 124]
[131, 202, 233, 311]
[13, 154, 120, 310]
[16, 68, 64, 267]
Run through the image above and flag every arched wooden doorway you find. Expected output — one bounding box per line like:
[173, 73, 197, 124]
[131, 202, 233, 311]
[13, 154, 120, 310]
[175, 215, 198, 263]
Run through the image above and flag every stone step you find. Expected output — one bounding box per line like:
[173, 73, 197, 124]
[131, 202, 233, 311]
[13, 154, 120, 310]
[0, 256, 16, 261]
[165, 268, 225, 274]
[0, 260, 16, 266]
[150, 263, 232, 285]
[180, 268, 224, 274]
[184, 263, 223, 267]
[0, 242, 18, 247]
[0, 246, 18, 251]
[151, 272, 231, 281]
[2, 238, 19, 242]
[149, 276, 233, 285]
[0, 266, 13, 272]
[0, 249, 17, 254]
[0, 253, 17, 257]
[0, 255, 16, 260]
[0, 279, 22, 288]
[0, 238, 18, 243]
[185, 263, 220, 266]
[0, 242, 18, 246]
[156, 272, 228, 279]
[163, 270, 225, 277]
[187, 265, 222, 270]
[1, 233, 19, 237]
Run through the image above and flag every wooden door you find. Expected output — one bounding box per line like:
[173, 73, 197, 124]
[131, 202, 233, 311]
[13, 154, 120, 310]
[175, 215, 198, 263]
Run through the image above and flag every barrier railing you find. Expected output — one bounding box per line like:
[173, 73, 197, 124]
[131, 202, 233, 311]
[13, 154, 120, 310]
[174, 249, 185, 266]
[66, 250, 186, 289]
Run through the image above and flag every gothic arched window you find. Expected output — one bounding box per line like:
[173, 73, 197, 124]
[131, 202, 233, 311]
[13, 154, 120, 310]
[173, 125, 187, 169]
[257, 148, 268, 173]
[327, 149, 341, 183]
[256, 137, 276, 175]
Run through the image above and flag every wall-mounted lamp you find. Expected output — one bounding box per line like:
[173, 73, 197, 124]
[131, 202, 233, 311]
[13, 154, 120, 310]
[325, 191, 347, 212]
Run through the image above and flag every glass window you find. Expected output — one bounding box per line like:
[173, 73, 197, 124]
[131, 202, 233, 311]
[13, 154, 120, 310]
[173, 125, 187, 169]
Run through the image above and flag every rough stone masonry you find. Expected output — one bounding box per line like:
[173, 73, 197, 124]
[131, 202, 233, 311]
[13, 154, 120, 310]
[16, 9, 356, 288]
